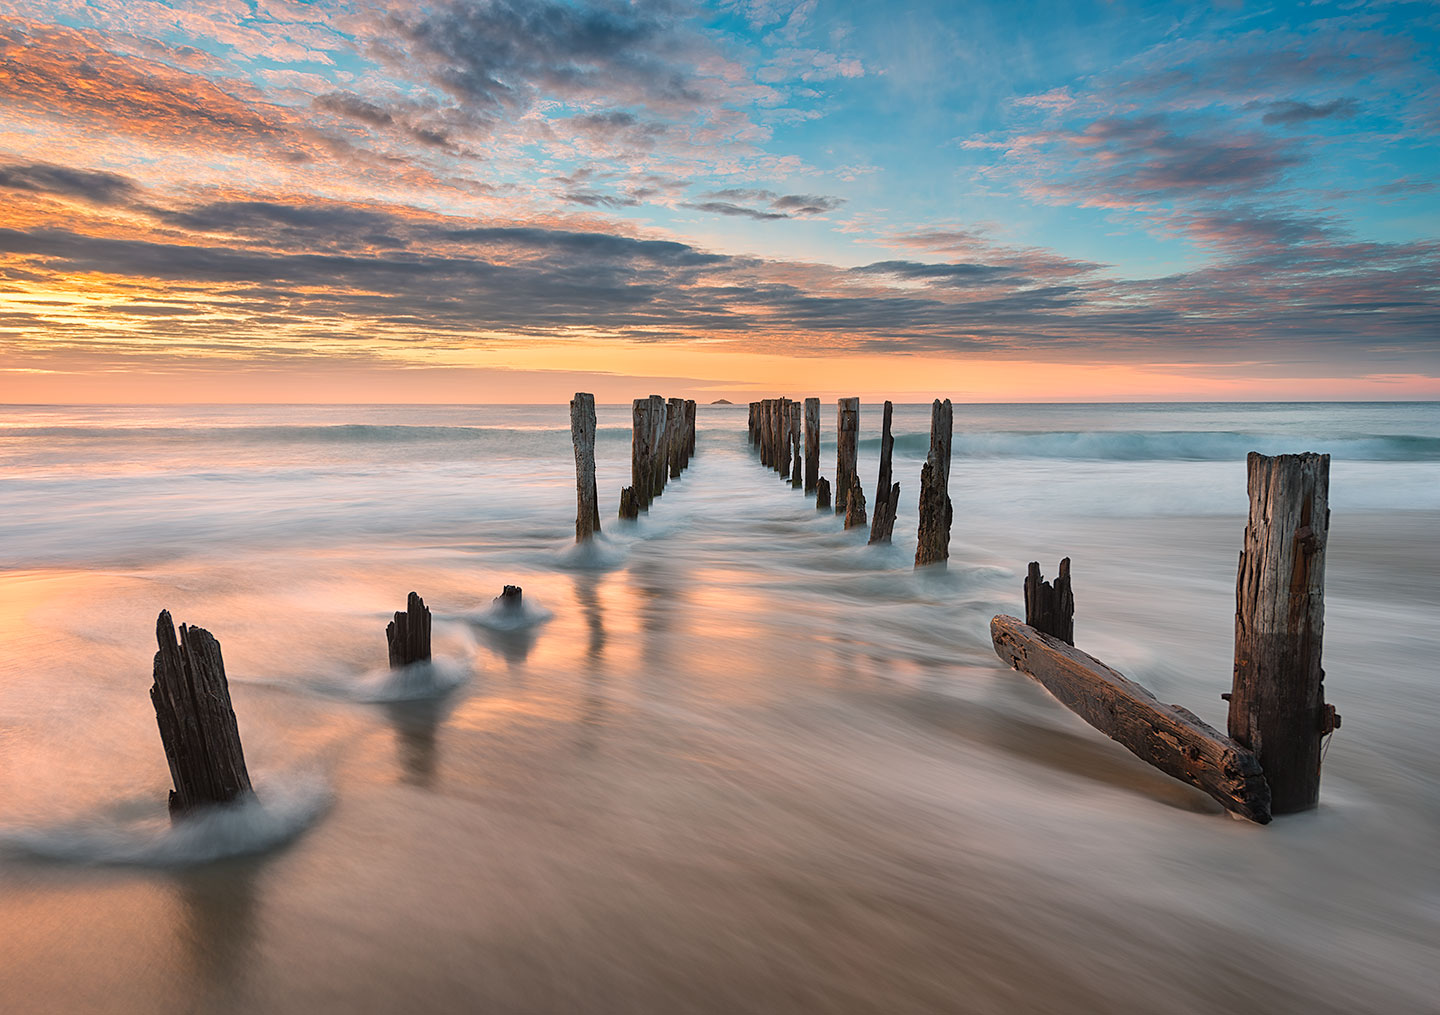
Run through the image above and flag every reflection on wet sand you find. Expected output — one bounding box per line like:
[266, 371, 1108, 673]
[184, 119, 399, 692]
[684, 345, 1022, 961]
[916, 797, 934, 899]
[383, 696, 459, 789]
[172, 860, 262, 1013]
[574, 576, 608, 753]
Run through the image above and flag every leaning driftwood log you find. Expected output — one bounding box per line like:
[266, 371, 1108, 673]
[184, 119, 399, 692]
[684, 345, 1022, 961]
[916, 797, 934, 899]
[816, 476, 831, 511]
[835, 397, 859, 515]
[387, 591, 432, 668]
[1229, 451, 1337, 814]
[570, 392, 600, 542]
[869, 400, 899, 544]
[151, 610, 254, 818]
[991, 615, 1271, 823]
[914, 398, 953, 567]
[803, 397, 820, 494]
[1025, 558, 1074, 645]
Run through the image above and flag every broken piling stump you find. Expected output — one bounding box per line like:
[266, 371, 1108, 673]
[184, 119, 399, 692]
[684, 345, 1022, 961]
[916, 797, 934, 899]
[835, 397, 859, 515]
[1229, 451, 1337, 814]
[869, 400, 900, 544]
[816, 476, 831, 511]
[151, 610, 254, 818]
[803, 397, 820, 494]
[991, 614, 1272, 823]
[618, 486, 639, 520]
[1025, 558, 1074, 645]
[915, 398, 953, 568]
[570, 392, 600, 542]
[387, 591, 432, 669]
[496, 585, 523, 612]
[844, 475, 868, 530]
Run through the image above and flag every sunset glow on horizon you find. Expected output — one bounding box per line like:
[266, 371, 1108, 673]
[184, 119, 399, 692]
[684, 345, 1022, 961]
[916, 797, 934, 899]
[2, 1, 1437, 403]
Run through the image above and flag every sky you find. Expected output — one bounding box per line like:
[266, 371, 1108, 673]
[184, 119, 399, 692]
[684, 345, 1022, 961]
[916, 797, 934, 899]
[0, 0, 1437, 403]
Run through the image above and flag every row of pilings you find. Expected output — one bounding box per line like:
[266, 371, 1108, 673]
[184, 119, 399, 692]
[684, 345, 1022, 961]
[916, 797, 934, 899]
[569, 392, 698, 542]
[746, 397, 952, 567]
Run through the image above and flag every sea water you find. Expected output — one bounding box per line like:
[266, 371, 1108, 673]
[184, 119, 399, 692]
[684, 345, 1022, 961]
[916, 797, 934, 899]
[0, 402, 1436, 1013]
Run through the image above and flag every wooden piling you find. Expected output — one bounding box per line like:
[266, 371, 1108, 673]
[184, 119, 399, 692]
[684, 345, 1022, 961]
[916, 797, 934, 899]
[667, 396, 685, 479]
[631, 398, 650, 509]
[619, 486, 639, 520]
[496, 585, 523, 611]
[758, 399, 772, 466]
[387, 591, 432, 668]
[776, 398, 792, 477]
[684, 399, 696, 462]
[915, 398, 953, 567]
[835, 397, 859, 515]
[803, 397, 820, 494]
[1229, 452, 1336, 814]
[151, 610, 253, 817]
[868, 400, 900, 544]
[1024, 558, 1074, 645]
[816, 476, 831, 510]
[748, 401, 759, 447]
[789, 401, 802, 488]
[844, 475, 867, 530]
[570, 392, 600, 542]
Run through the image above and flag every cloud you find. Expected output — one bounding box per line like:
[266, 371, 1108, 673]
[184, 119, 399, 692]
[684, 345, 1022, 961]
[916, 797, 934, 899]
[0, 161, 138, 206]
[1260, 97, 1359, 125]
[682, 201, 788, 220]
[693, 187, 845, 218]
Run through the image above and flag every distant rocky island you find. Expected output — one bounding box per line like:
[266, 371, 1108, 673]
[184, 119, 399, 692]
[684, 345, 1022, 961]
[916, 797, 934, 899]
[710, 398, 733, 404]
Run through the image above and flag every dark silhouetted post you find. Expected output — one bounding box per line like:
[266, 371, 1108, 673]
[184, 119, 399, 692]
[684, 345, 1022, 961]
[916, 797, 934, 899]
[151, 610, 253, 818]
[915, 398, 953, 567]
[869, 400, 900, 544]
[835, 397, 859, 515]
[387, 591, 432, 668]
[1024, 558, 1074, 645]
[803, 397, 820, 494]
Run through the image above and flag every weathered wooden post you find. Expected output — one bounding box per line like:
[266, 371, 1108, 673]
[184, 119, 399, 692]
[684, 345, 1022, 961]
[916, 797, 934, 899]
[633, 395, 666, 504]
[667, 396, 685, 479]
[387, 591, 432, 668]
[789, 402, 802, 488]
[151, 610, 253, 818]
[868, 400, 900, 544]
[844, 476, 867, 530]
[816, 476, 831, 510]
[619, 487, 639, 520]
[803, 397, 820, 494]
[776, 398, 791, 477]
[758, 399, 772, 467]
[570, 392, 600, 542]
[631, 398, 651, 509]
[748, 402, 759, 447]
[496, 584, 523, 612]
[835, 397, 859, 515]
[1024, 559, 1074, 645]
[684, 399, 696, 463]
[1228, 452, 1337, 814]
[915, 398, 953, 567]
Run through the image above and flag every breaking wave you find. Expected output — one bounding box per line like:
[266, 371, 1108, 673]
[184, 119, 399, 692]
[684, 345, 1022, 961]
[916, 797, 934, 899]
[871, 430, 1440, 462]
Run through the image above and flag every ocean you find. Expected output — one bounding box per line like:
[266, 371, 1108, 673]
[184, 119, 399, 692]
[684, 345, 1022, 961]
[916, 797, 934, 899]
[1, 401, 1436, 1013]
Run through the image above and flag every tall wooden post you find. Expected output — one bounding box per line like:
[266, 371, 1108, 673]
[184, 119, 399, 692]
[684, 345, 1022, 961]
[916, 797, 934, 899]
[915, 398, 953, 567]
[776, 399, 791, 477]
[869, 400, 900, 544]
[570, 392, 600, 542]
[684, 399, 696, 463]
[647, 395, 667, 501]
[667, 396, 685, 479]
[759, 399, 772, 466]
[387, 591, 432, 668]
[789, 402, 802, 488]
[1229, 452, 1336, 814]
[803, 397, 820, 494]
[151, 610, 253, 817]
[835, 397, 859, 515]
[631, 398, 650, 509]
[1024, 558, 1073, 645]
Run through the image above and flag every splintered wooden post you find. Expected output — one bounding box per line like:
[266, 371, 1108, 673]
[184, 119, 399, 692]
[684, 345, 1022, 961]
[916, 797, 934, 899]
[1229, 451, 1336, 814]
[789, 402, 802, 488]
[991, 615, 1271, 823]
[496, 585, 523, 612]
[570, 392, 600, 542]
[1024, 558, 1074, 645]
[759, 399, 772, 466]
[844, 475, 868, 530]
[835, 397, 859, 515]
[151, 610, 253, 818]
[748, 402, 759, 447]
[684, 400, 696, 463]
[804, 397, 820, 494]
[387, 591, 432, 669]
[915, 398, 953, 567]
[869, 400, 900, 544]
[816, 476, 831, 510]
[631, 398, 650, 510]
